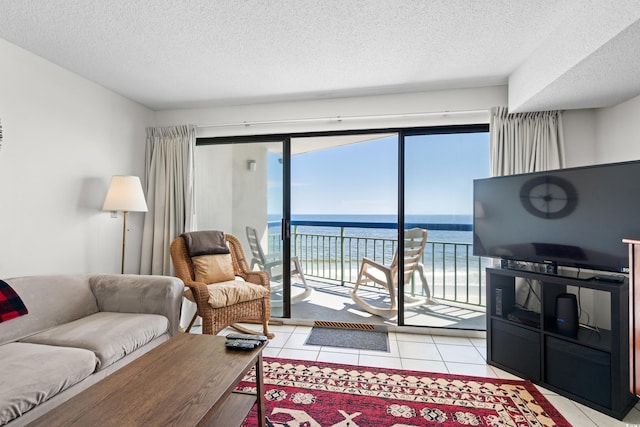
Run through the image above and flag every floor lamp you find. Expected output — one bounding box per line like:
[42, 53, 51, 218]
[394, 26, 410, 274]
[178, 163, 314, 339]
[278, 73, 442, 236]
[102, 175, 148, 274]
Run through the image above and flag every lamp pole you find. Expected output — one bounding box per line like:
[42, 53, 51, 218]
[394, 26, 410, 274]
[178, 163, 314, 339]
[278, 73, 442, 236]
[121, 210, 128, 274]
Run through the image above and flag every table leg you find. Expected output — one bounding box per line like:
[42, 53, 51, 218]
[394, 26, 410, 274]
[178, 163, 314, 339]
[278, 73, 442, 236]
[255, 353, 266, 427]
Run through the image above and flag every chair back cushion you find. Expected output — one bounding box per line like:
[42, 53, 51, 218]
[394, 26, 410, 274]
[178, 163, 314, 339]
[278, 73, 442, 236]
[192, 254, 235, 283]
[181, 230, 230, 256]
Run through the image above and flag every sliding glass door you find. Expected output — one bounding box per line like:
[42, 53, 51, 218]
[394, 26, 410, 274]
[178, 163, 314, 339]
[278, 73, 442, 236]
[289, 133, 399, 324]
[401, 127, 490, 328]
[195, 138, 289, 317]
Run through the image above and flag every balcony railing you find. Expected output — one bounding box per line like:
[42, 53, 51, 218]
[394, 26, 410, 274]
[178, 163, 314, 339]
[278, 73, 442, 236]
[268, 221, 491, 307]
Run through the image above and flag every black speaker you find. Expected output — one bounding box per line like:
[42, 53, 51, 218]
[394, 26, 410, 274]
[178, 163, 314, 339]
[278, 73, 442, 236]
[495, 288, 504, 316]
[494, 286, 515, 318]
[556, 293, 579, 336]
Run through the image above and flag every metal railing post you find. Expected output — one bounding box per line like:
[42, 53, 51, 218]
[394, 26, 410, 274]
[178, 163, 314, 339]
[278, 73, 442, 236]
[454, 244, 458, 302]
[340, 226, 345, 285]
[293, 225, 298, 257]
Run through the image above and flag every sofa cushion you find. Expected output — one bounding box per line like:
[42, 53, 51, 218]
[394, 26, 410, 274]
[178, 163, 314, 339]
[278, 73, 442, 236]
[0, 275, 99, 346]
[20, 312, 168, 370]
[0, 342, 97, 425]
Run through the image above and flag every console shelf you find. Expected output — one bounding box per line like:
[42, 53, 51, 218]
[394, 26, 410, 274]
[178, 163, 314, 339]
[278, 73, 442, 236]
[486, 267, 637, 420]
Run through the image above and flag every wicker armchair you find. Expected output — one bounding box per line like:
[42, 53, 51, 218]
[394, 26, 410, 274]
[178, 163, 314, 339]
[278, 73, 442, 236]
[170, 232, 273, 338]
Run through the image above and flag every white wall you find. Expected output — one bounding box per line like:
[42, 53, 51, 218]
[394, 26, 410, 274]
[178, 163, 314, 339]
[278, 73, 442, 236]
[559, 93, 640, 167]
[595, 93, 640, 163]
[195, 144, 234, 232]
[562, 109, 598, 167]
[155, 86, 508, 136]
[0, 39, 153, 277]
[231, 144, 269, 248]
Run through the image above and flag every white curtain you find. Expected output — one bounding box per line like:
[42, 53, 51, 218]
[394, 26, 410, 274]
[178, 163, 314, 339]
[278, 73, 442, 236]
[490, 107, 566, 309]
[140, 125, 196, 275]
[490, 106, 565, 176]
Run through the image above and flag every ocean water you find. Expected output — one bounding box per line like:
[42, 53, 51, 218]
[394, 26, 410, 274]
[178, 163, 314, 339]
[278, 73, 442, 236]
[270, 214, 473, 244]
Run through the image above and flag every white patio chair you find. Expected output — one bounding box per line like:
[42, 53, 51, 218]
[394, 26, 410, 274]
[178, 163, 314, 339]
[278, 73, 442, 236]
[246, 226, 312, 306]
[350, 228, 437, 317]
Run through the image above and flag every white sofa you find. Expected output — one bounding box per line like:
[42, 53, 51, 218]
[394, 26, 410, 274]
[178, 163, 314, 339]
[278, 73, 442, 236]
[0, 274, 183, 426]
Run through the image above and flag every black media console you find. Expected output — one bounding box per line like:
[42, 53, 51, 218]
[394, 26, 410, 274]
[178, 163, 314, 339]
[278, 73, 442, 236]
[486, 266, 637, 420]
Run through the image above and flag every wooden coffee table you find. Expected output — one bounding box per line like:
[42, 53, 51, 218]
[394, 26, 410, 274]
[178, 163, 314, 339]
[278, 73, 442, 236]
[28, 334, 266, 426]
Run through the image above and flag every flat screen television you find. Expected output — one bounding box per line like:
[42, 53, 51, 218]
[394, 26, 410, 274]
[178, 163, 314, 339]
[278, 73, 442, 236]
[473, 160, 640, 274]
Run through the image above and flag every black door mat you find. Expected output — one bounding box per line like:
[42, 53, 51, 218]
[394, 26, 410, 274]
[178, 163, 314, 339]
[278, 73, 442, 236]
[305, 326, 389, 352]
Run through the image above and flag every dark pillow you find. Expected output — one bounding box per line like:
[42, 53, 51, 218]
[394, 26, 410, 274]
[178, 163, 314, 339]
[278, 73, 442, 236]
[0, 279, 28, 323]
[181, 230, 230, 257]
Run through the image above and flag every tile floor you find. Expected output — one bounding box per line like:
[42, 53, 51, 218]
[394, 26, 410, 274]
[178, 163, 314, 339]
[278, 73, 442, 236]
[217, 323, 640, 427]
[286, 279, 487, 330]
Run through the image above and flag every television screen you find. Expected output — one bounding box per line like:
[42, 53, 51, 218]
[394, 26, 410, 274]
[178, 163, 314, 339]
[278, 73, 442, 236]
[473, 160, 640, 273]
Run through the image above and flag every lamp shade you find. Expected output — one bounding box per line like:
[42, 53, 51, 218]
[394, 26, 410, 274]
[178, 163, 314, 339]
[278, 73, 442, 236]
[102, 175, 148, 212]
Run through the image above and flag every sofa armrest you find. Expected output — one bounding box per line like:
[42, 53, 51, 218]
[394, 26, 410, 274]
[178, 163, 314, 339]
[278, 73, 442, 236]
[89, 274, 184, 337]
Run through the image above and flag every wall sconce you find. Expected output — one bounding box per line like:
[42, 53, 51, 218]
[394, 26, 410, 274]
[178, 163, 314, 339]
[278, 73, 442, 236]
[247, 160, 257, 172]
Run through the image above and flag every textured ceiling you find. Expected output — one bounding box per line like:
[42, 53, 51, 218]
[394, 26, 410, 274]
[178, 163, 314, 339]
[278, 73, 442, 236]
[0, 0, 639, 112]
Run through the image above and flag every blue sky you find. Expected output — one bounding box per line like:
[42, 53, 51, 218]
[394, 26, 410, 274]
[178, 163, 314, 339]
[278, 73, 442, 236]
[269, 132, 490, 216]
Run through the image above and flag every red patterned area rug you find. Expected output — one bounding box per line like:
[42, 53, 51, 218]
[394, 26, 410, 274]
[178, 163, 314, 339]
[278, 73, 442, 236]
[238, 357, 571, 427]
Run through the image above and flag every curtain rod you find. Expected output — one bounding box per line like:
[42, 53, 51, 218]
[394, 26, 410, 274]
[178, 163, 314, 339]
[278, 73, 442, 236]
[197, 109, 488, 129]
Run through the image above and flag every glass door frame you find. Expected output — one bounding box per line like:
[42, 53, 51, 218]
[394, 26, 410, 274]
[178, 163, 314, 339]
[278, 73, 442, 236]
[398, 124, 490, 326]
[199, 123, 488, 325]
[197, 134, 294, 318]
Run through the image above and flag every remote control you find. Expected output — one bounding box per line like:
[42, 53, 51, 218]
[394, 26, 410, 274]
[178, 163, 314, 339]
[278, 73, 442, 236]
[229, 339, 262, 346]
[225, 341, 256, 350]
[593, 275, 625, 283]
[226, 333, 268, 342]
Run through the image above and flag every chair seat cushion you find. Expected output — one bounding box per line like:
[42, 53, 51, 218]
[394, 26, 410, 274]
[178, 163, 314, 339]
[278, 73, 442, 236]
[184, 279, 269, 308]
[0, 342, 97, 425]
[20, 312, 168, 370]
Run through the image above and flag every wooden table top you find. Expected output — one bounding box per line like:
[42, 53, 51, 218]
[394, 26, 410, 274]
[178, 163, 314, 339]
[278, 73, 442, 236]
[27, 334, 264, 427]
